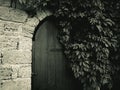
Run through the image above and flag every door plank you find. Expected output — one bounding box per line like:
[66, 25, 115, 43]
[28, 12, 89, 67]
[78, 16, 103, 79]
[47, 22, 56, 90]
[34, 22, 48, 90]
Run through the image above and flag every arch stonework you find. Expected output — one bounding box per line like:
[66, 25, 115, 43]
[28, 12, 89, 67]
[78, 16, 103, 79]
[0, 6, 52, 90]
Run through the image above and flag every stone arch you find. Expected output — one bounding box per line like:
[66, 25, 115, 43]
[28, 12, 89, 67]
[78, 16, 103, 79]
[0, 6, 52, 90]
[32, 15, 57, 41]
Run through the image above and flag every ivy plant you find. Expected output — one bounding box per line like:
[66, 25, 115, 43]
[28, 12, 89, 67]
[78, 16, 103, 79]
[16, 0, 120, 90]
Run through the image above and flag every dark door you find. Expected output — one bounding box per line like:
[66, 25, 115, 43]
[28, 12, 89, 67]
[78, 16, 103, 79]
[32, 21, 81, 90]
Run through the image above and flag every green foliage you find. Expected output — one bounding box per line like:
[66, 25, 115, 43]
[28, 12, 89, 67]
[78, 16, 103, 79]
[17, 0, 120, 90]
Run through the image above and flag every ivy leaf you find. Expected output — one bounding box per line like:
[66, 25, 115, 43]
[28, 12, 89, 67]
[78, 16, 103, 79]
[96, 25, 103, 32]
[43, 2, 47, 6]
[75, 51, 79, 55]
[102, 79, 108, 85]
[105, 18, 115, 26]
[19, 0, 26, 4]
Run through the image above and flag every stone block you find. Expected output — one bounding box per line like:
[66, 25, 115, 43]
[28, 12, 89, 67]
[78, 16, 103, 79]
[3, 21, 22, 36]
[0, 27, 4, 35]
[3, 31, 22, 37]
[11, 65, 19, 79]
[19, 36, 32, 50]
[0, 42, 18, 51]
[4, 22, 22, 32]
[0, 20, 5, 27]
[36, 10, 52, 21]
[0, 51, 3, 64]
[22, 25, 35, 38]
[0, 6, 28, 23]
[0, 65, 12, 80]
[0, 78, 31, 90]
[0, 36, 19, 42]
[3, 50, 32, 64]
[25, 17, 39, 27]
[0, 36, 19, 50]
[0, 20, 4, 35]
[18, 64, 31, 78]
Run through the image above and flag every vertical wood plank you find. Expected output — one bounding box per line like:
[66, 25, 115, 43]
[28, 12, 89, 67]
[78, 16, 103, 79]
[34, 21, 48, 90]
[47, 22, 56, 90]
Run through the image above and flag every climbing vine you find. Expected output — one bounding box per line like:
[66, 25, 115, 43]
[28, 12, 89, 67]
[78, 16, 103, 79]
[15, 0, 120, 90]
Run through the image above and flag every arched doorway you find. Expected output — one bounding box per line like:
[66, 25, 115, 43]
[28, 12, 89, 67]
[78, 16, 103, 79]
[32, 20, 81, 90]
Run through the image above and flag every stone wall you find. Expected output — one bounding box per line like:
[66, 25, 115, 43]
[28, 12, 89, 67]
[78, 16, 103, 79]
[0, 5, 51, 90]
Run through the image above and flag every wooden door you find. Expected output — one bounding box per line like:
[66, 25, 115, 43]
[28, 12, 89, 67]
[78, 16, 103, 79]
[32, 21, 81, 90]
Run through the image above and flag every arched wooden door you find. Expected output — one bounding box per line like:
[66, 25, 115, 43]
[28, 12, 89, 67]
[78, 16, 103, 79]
[32, 20, 81, 90]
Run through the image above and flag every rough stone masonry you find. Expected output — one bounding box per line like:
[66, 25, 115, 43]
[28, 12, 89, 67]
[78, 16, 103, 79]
[0, 2, 52, 90]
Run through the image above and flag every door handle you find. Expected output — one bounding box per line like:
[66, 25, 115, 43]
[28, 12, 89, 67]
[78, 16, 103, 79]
[32, 72, 37, 76]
